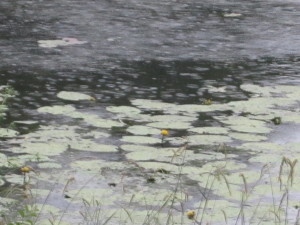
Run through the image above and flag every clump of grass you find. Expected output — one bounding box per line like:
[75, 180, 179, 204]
[0, 85, 17, 105]
[1, 143, 300, 225]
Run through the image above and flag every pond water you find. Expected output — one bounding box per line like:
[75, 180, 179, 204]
[0, 0, 300, 224]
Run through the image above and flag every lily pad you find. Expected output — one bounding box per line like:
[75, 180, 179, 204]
[82, 130, 110, 138]
[0, 128, 19, 138]
[4, 174, 36, 185]
[38, 105, 76, 115]
[150, 115, 197, 122]
[229, 124, 272, 134]
[229, 133, 267, 142]
[240, 142, 284, 152]
[137, 162, 180, 173]
[38, 38, 87, 48]
[0, 153, 8, 167]
[187, 135, 232, 145]
[126, 125, 161, 135]
[173, 104, 230, 113]
[69, 140, 118, 152]
[188, 127, 229, 135]
[240, 84, 274, 96]
[223, 13, 242, 18]
[14, 120, 39, 125]
[125, 147, 177, 161]
[249, 154, 282, 163]
[120, 144, 158, 152]
[106, 106, 141, 115]
[130, 99, 176, 111]
[57, 91, 93, 101]
[227, 97, 297, 115]
[121, 136, 161, 144]
[126, 147, 225, 163]
[79, 114, 125, 128]
[16, 142, 69, 156]
[23, 125, 81, 142]
[216, 115, 272, 134]
[38, 162, 62, 169]
[70, 159, 132, 171]
[147, 121, 191, 130]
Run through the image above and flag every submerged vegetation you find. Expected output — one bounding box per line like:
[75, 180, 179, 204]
[0, 84, 300, 224]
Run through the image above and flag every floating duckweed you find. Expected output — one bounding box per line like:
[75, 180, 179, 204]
[57, 91, 93, 101]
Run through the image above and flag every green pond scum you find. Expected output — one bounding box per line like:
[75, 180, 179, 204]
[0, 84, 300, 225]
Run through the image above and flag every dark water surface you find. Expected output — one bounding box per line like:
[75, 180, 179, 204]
[0, 0, 300, 108]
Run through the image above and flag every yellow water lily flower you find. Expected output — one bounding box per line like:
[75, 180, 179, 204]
[20, 167, 31, 173]
[186, 210, 196, 219]
[203, 98, 212, 105]
[161, 129, 169, 136]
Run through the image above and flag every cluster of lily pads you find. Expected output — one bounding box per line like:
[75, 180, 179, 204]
[1, 83, 300, 224]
